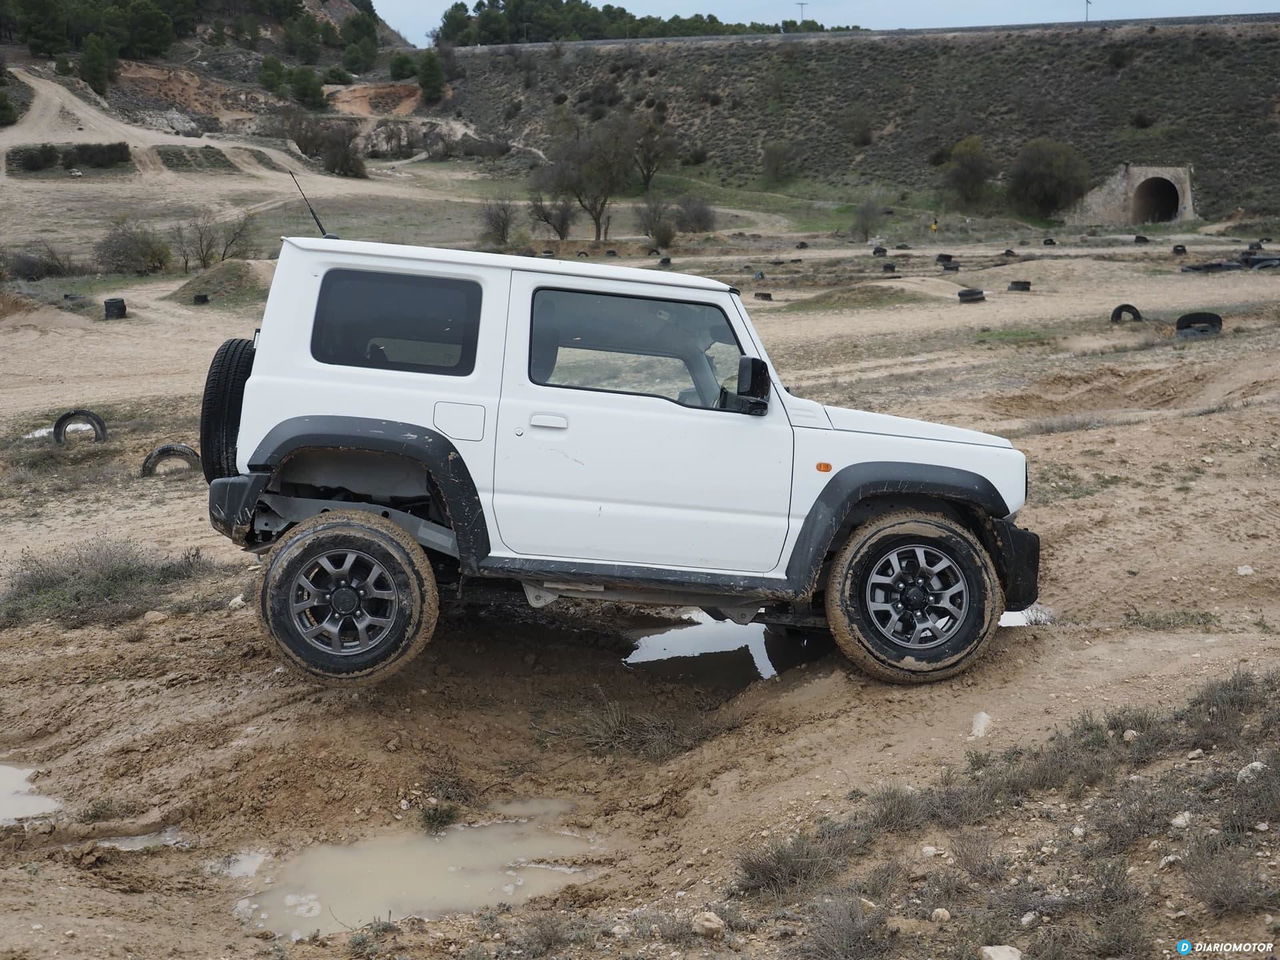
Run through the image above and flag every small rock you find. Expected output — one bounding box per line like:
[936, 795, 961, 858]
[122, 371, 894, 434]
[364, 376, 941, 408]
[971, 712, 992, 738]
[1187, 749, 1204, 760]
[1020, 911, 1037, 928]
[1201, 456, 1214, 464]
[691, 912, 724, 938]
[1170, 811, 1193, 830]
[142, 610, 168, 624]
[1071, 826, 1085, 839]
[979, 947, 1022, 960]
[930, 908, 950, 923]
[610, 925, 630, 938]
[1122, 729, 1139, 743]
[228, 594, 246, 611]
[922, 845, 939, 857]
[1238, 761, 1267, 784]
[1237, 565, 1255, 576]
[1159, 854, 1183, 871]
[1255, 822, 1269, 832]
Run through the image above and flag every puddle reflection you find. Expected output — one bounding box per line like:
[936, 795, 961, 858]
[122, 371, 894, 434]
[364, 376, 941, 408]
[0, 765, 61, 823]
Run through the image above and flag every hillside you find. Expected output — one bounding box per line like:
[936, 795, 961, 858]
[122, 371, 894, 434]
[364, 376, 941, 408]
[436, 22, 1280, 217]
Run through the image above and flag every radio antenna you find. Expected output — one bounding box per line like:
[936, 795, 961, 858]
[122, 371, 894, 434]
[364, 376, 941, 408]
[288, 170, 336, 239]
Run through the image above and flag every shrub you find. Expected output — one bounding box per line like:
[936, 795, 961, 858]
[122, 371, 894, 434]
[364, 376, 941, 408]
[343, 37, 377, 74]
[324, 66, 353, 85]
[1007, 138, 1090, 218]
[1, 243, 77, 279]
[79, 34, 111, 95]
[54, 53, 72, 76]
[259, 55, 287, 94]
[389, 51, 417, 81]
[528, 193, 575, 240]
[478, 197, 516, 247]
[839, 105, 874, 147]
[0, 540, 214, 628]
[943, 135, 995, 204]
[61, 142, 130, 169]
[633, 192, 671, 238]
[652, 219, 676, 248]
[674, 194, 715, 232]
[1130, 110, 1155, 129]
[94, 219, 171, 273]
[321, 126, 366, 178]
[850, 195, 884, 242]
[418, 802, 459, 833]
[792, 899, 889, 960]
[289, 67, 326, 110]
[761, 140, 794, 183]
[14, 144, 60, 171]
[0, 92, 14, 127]
[683, 144, 708, 166]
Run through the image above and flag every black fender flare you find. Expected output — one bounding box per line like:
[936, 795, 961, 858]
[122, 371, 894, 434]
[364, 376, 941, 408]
[784, 461, 1010, 594]
[247, 416, 490, 570]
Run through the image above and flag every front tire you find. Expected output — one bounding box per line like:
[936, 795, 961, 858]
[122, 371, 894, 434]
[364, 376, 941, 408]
[260, 511, 438, 684]
[824, 509, 1002, 684]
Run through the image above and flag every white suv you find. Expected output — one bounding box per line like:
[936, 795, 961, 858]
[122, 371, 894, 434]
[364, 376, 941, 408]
[202, 238, 1038, 685]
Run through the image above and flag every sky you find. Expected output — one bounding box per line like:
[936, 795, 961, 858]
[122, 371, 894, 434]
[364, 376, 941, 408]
[377, 0, 1275, 47]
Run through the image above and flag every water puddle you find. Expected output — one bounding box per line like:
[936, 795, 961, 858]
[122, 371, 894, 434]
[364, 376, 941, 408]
[98, 826, 188, 851]
[21, 423, 92, 440]
[239, 800, 594, 939]
[623, 611, 831, 686]
[0, 765, 61, 823]
[999, 604, 1054, 628]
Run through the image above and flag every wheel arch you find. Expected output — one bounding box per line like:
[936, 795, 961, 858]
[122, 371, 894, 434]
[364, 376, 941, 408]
[247, 416, 491, 570]
[785, 462, 1010, 597]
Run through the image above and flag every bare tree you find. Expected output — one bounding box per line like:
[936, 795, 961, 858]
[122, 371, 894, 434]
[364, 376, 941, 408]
[532, 116, 636, 242]
[478, 197, 516, 247]
[528, 193, 576, 240]
[851, 195, 884, 243]
[170, 209, 220, 273]
[674, 195, 716, 233]
[218, 212, 256, 262]
[631, 117, 677, 191]
[632, 192, 671, 239]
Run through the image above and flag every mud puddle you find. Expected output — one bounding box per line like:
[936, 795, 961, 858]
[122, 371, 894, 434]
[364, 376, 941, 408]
[0, 764, 61, 822]
[624, 611, 832, 686]
[240, 800, 595, 939]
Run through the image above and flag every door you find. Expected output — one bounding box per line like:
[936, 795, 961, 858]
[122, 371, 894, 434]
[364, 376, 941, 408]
[491, 273, 794, 573]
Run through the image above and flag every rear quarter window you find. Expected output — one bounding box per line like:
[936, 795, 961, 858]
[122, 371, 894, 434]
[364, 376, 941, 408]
[311, 269, 482, 376]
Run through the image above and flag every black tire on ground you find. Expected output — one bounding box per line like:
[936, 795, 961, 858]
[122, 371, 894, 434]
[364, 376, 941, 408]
[754, 292, 773, 301]
[199, 337, 255, 483]
[1110, 303, 1142, 324]
[942, 262, 960, 272]
[1002, 249, 1016, 257]
[872, 246, 887, 257]
[53, 409, 107, 445]
[1176, 312, 1223, 333]
[883, 263, 896, 272]
[659, 257, 671, 266]
[259, 511, 439, 685]
[1134, 235, 1149, 244]
[1043, 238, 1056, 246]
[1172, 244, 1187, 255]
[1008, 280, 1032, 292]
[896, 243, 911, 250]
[796, 241, 809, 249]
[140, 442, 202, 477]
[958, 288, 985, 303]
[935, 253, 953, 263]
[1252, 259, 1280, 270]
[825, 509, 1003, 684]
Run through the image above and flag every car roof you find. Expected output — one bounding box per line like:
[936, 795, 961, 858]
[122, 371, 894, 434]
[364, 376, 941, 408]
[282, 237, 732, 293]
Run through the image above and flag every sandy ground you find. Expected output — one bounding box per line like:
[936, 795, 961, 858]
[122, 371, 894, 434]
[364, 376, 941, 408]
[1, 74, 1279, 960]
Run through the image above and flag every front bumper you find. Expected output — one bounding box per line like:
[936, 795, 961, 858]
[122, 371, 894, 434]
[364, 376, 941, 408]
[989, 517, 1040, 611]
[209, 473, 269, 546]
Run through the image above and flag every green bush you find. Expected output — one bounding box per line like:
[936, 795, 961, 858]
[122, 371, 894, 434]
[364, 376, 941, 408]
[389, 51, 417, 81]
[325, 66, 353, 85]
[259, 55, 286, 94]
[61, 142, 131, 169]
[289, 67, 326, 110]
[943, 135, 995, 204]
[342, 37, 377, 74]
[14, 144, 61, 172]
[54, 53, 72, 76]
[0, 92, 16, 127]
[1008, 138, 1090, 217]
[418, 50, 444, 101]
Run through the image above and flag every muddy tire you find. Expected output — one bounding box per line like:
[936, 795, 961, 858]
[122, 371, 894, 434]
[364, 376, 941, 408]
[260, 511, 439, 685]
[53, 409, 107, 444]
[141, 442, 201, 477]
[1110, 303, 1142, 324]
[824, 510, 1003, 684]
[199, 338, 255, 483]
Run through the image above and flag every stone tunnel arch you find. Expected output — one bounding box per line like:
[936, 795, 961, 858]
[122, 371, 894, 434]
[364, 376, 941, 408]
[1132, 176, 1180, 223]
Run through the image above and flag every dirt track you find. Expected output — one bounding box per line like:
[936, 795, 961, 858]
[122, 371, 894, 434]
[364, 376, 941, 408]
[2, 72, 1280, 960]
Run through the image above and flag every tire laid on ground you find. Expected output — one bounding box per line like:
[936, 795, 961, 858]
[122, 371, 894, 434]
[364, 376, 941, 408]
[958, 288, 985, 303]
[199, 338, 255, 483]
[260, 511, 439, 685]
[1008, 280, 1031, 292]
[141, 442, 201, 477]
[53, 409, 107, 445]
[1172, 244, 1187, 255]
[824, 510, 1003, 684]
[1110, 303, 1142, 324]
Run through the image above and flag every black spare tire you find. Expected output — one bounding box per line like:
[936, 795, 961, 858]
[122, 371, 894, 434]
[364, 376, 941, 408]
[199, 338, 255, 483]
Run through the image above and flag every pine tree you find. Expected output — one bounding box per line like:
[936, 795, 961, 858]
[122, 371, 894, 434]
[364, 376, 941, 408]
[417, 49, 443, 102]
[79, 33, 110, 95]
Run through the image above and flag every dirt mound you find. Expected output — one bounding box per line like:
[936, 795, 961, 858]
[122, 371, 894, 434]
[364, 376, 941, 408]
[988, 353, 1280, 418]
[167, 260, 274, 307]
[328, 83, 421, 118]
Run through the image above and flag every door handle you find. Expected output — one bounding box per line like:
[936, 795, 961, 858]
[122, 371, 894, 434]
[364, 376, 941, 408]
[529, 414, 569, 429]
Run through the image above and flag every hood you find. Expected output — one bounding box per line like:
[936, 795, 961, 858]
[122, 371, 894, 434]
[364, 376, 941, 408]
[823, 406, 1012, 448]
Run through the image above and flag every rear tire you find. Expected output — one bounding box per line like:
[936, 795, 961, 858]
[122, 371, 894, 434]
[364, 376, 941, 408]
[199, 338, 255, 482]
[824, 510, 1002, 684]
[260, 511, 439, 685]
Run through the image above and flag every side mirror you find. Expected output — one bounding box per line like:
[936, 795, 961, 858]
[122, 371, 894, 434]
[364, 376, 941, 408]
[733, 356, 771, 416]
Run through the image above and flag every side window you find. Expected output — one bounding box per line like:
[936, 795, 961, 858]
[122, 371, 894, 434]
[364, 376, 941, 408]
[311, 269, 482, 376]
[529, 288, 743, 409]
